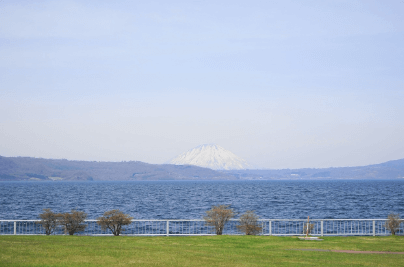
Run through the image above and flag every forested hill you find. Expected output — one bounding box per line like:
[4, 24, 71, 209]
[226, 158, 404, 180]
[0, 156, 235, 181]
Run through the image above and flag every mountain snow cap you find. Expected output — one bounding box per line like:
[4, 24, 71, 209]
[169, 144, 251, 170]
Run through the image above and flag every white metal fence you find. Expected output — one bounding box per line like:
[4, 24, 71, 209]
[0, 219, 401, 236]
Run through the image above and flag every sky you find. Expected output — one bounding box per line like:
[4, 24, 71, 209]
[0, 0, 403, 169]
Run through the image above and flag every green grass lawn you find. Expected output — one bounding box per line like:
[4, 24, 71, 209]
[1, 235, 404, 266]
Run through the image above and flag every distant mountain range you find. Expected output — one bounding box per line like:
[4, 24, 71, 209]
[0, 156, 234, 181]
[169, 144, 251, 170]
[226, 158, 404, 180]
[1, 155, 404, 181]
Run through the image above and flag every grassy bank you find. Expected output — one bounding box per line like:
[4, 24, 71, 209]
[1, 235, 404, 266]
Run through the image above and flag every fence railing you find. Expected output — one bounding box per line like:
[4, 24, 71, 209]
[0, 219, 401, 236]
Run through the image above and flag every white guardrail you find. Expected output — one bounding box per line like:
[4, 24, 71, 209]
[0, 219, 402, 236]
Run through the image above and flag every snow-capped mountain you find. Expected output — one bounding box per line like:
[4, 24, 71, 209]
[169, 144, 251, 170]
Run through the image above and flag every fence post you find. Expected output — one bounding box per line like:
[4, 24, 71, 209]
[321, 221, 323, 237]
[166, 220, 169, 237]
[373, 220, 375, 236]
[14, 221, 17, 235]
[269, 221, 272, 236]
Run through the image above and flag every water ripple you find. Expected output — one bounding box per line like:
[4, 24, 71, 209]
[0, 180, 403, 220]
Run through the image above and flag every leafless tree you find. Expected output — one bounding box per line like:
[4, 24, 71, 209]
[385, 213, 402, 236]
[97, 210, 133, 236]
[37, 209, 60, 235]
[58, 210, 87, 235]
[237, 210, 262, 235]
[303, 222, 314, 235]
[204, 205, 235, 235]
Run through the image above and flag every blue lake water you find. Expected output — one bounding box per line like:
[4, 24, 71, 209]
[1, 180, 403, 220]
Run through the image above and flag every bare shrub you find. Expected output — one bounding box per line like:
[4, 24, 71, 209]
[58, 210, 87, 235]
[97, 210, 133, 236]
[385, 213, 402, 236]
[236, 210, 262, 235]
[303, 223, 314, 235]
[37, 208, 60, 235]
[204, 205, 235, 235]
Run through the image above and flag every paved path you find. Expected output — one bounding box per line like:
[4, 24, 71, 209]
[289, 249, 404, 254]
[332, 250, 404, 254]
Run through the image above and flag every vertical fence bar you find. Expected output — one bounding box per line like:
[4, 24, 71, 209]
[321, 221, 323, 236]
[166, 220, 169, 237]
[14, 221, 16, 235]
[373, 220, 375, 236]
[261, 221, 264, 235]
[269, 221, 272, 236]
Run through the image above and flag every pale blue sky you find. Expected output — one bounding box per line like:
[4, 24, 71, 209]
[1, 0, 403, 169]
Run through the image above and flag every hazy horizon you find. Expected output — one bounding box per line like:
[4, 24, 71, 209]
[1, 0, 403, 169]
